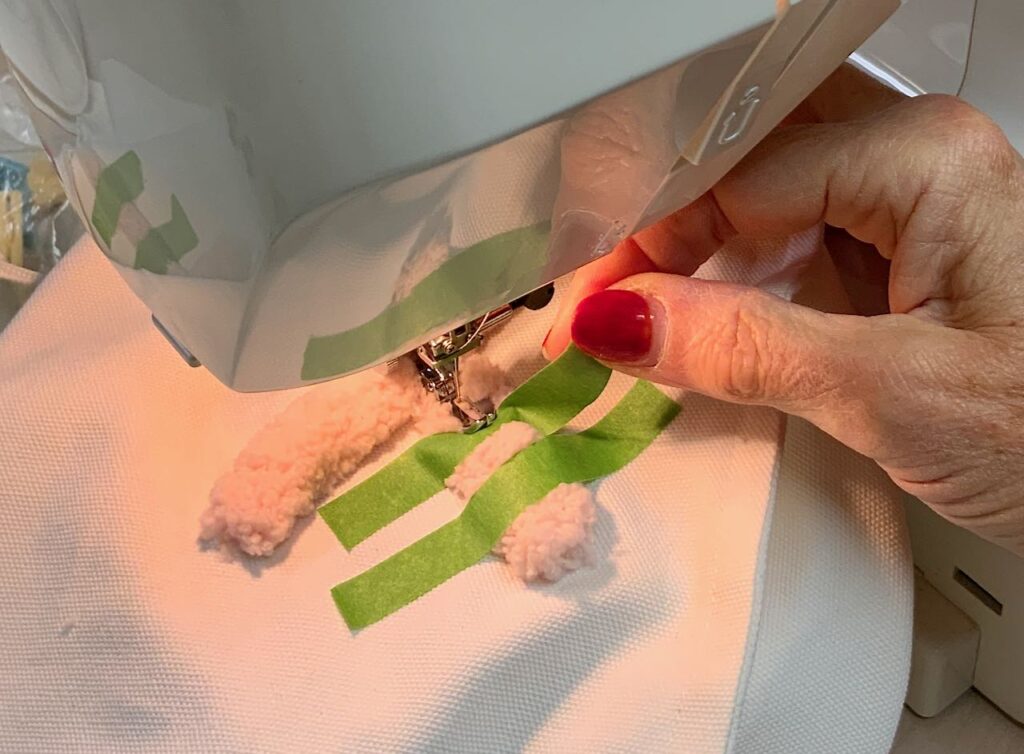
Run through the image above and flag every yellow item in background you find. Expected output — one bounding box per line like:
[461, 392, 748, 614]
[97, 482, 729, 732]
[1, 188, 22, 267]
[0, 58, 78, 331]
[27, 152, 64, 212]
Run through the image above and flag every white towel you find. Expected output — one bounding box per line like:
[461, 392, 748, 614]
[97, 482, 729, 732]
[0, 234, 911, 753]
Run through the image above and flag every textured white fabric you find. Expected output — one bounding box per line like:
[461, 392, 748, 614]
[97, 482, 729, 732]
[726, 254, 914, 754]
[0, 236, 911, 753]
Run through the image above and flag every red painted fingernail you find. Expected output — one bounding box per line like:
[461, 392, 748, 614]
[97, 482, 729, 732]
[571, 290, 654, 363]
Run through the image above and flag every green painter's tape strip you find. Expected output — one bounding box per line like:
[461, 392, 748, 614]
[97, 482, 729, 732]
[134, 195, 199, 274]
[91, 151, 143, 246]
[332, 380, 680, 630]
[301, 223, 550, 381]
[318, 346, 611, 548]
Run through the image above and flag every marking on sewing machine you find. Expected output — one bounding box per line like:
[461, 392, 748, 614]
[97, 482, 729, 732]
[717, 86, 763, 146]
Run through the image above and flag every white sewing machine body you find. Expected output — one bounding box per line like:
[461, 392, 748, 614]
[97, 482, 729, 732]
[3, 0, 1023, 734]
[0, 0, 899, 393]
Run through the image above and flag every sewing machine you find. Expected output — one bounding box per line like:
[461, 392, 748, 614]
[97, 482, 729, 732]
[0, 1, 897, 402]
[3, 0, 1024, 734]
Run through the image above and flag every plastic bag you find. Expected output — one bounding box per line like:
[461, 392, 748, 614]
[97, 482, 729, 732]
[0, 53, 81, 328]
[0, 63, 71, 270]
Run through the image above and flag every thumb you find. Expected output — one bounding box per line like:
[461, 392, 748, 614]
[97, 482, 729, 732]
[569, 273, 879, 418]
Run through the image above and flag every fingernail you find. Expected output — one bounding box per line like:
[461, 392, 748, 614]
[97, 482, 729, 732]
[571, 290, 654, 363]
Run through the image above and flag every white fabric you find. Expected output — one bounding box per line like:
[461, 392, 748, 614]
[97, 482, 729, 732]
[0, 236, 911, 753]
[727, 254, 914, 754]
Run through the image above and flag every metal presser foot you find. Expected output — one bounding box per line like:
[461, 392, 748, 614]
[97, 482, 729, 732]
[412, 284, 555, 433]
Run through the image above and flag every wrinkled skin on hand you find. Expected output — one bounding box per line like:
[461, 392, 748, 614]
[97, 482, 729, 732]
[547, 68, 1024, 555]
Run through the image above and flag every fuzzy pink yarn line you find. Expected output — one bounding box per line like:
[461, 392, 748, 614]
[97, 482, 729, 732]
[447, 422, 597, 582]
[201, 360, 457, 556]
[202, 353, 510, 557]
[496, 482, 597, 582]
[446, 421, 542, 501]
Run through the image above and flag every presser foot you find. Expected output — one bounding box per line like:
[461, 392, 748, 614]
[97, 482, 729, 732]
[411, 284, 555, 433]
[413, 311, 504, 434]
[414, 348, 496, 434]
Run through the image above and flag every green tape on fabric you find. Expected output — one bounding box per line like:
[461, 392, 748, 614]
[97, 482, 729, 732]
[301, 223, 550, 381]
[331, 380, 680, 630]
[91, 151, 143, 246]
[318, 346, 611, 549]
[134, 194, 199, 273]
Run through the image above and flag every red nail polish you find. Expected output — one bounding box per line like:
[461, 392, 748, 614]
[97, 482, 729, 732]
[571, 290, 653, 363]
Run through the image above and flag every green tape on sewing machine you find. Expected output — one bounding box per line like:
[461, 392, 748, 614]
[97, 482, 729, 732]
[92, 151, 143, 247]
[302, 223, 550, 381]
[134, 194, 199, 274]
[318, 345, 611, 548]
[331, 379, 680, 630]
[89, 150, 200, 274]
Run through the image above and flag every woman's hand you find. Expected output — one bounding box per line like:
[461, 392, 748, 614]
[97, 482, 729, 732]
[546, 89, 1024, 555]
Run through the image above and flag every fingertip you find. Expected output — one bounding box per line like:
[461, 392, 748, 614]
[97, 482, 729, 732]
[541, 330, 554, 360]
[541, 325, 568, 361]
